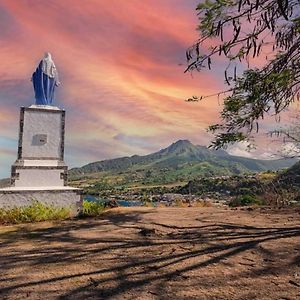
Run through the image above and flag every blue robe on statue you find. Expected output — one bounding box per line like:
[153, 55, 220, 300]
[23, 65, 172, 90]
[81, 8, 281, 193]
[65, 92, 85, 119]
[32, 53, 59, 105]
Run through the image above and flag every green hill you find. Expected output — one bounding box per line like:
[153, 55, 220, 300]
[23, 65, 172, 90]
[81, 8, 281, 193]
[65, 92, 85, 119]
[69, 140, 298, 188]
[266, 161, 300, 202]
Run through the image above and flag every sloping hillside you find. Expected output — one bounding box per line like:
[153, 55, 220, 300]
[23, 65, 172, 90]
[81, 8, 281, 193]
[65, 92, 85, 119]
[268, 161, 300, 201]
[0, 178, 10, 188]
[69, 140, 297, 187]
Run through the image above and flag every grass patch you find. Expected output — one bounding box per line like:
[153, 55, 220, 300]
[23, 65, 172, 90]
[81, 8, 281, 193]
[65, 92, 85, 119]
[143, 201, 154, 207]
[173, 199, 188, 207]
[0, 200, 108, 225]
[81, 200, 105, 217]
[0, 201, 71, 224]
[194, 200, 213, 207]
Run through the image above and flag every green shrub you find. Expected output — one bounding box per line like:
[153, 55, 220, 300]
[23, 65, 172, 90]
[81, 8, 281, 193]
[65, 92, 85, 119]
[173, 198, 187, 207]
[229, 194, 263, 207]
[0, 201, 71, 224]
[81, 200, 105, 217]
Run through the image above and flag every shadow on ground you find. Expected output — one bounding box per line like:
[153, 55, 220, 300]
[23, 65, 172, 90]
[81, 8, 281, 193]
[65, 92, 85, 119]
[0, 208, 299, 299]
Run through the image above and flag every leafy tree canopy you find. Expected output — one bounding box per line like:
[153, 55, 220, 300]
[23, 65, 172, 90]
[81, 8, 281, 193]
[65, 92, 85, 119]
[186, 0, 300, 148]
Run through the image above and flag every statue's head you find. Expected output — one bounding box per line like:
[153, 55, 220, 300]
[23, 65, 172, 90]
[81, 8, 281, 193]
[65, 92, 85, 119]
[44, 52, 52, 60]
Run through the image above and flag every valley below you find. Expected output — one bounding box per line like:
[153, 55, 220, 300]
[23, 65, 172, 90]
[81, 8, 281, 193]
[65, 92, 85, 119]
[69, 140, 300, 206]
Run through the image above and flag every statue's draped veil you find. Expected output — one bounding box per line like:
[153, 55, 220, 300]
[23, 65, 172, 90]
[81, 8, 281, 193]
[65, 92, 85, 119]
[41, 52, 58, 79]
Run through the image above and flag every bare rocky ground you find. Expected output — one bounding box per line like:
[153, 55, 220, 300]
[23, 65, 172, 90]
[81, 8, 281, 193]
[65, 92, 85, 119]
[0, 207, 299, 300]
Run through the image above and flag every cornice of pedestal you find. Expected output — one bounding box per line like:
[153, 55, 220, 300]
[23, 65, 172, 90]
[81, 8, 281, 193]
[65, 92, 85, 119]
[12, 159, 67, 167]
[26, 104, 64, 112]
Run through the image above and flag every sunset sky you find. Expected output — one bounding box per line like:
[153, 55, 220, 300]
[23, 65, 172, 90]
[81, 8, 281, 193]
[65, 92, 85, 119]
[0, 0, 290, 178]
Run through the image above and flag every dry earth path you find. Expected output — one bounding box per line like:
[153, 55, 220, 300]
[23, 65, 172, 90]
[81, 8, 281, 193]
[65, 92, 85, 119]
[0, 207, 299, 299]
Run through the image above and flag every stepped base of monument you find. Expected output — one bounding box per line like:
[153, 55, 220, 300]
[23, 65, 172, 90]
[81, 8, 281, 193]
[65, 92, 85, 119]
[0, 186, 83, 216]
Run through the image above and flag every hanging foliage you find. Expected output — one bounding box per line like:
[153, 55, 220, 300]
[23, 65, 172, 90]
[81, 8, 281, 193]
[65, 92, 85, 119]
[186, 0, 300, 148]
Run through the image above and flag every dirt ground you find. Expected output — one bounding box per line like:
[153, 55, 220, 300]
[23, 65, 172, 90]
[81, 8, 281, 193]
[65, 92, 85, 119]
[0, 207, 299, 300]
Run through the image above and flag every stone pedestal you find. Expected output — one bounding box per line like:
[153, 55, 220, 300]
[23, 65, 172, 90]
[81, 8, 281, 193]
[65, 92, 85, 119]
[0, 105, 82, 215]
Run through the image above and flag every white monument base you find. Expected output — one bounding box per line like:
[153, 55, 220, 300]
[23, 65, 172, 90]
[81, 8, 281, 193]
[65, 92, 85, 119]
[0, 105, 83, 216]
[0, 186, 83, 216]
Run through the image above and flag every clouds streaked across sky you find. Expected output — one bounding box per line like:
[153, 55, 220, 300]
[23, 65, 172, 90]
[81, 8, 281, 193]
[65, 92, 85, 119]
[0, 0, 288, 178]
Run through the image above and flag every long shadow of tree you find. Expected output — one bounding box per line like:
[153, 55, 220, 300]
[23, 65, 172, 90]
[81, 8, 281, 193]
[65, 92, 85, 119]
[0, 209, 299, 299]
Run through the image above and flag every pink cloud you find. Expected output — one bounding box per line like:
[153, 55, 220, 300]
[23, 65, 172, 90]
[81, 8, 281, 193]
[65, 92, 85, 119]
[0, 0, 280, 176]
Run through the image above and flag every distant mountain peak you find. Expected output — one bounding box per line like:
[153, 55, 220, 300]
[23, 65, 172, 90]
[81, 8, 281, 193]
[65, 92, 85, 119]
[161, 139, 195, 154]
[172, 139, 192, 147]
